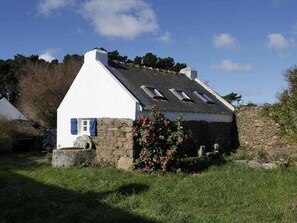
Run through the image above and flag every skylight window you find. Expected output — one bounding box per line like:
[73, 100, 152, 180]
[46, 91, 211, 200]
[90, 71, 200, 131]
[194, 91, 215, 104]
[170, 89, 193, 102]
[141, 85, 166, 100]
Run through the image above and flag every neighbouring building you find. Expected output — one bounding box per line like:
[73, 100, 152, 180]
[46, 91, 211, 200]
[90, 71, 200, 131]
[0, 97, 27, 120]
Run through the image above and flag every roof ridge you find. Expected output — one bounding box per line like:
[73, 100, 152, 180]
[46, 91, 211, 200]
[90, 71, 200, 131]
[111, 59, 178, 75]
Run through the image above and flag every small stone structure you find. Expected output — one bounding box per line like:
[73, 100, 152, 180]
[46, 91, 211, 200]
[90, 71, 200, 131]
[91, 118, 134, 170]
[52, 148, 96, 168]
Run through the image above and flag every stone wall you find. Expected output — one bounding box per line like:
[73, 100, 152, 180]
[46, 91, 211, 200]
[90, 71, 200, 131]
[91, 117, 238, 169]
[236, 106, 297, 159]
[91, 118, 134, 169]
[183, 118, 238, 154]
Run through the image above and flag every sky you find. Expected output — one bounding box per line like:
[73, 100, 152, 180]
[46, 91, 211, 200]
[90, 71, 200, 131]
[1, 0, 297, 104]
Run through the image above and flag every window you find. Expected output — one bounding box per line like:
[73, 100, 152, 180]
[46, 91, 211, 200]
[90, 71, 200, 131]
[170, 89, 193, 102]
[70, 118, 97, 136]
[80, 119, 90, 134]
[194, 91, 215, 104]
[141, 85, 166, 100]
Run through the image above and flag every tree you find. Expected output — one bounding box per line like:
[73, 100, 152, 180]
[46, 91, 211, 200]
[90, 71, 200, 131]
[222, 92, 242, 104]
[133, 56, 142, 65]
[156, 57, 175, 70]
[173, 62, 187, 72]
[142, 52, 157, 67]
[263, 66, 297, 140]
[108, 50, 127, 62]
[18, 56, 82, 127]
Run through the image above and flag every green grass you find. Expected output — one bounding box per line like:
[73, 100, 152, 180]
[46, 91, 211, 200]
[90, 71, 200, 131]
[1, 152, 297, 223]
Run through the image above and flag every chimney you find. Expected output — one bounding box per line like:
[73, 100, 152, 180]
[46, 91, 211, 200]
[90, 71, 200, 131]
[84, 49, 108, 66]
[180, 67, 197, 80]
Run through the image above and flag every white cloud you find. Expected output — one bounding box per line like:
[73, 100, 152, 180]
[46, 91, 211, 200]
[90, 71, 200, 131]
[158, 32, 172, 43]
[267, 33, 295, 52]
[211, 59, 252, 72]
[38, 0, 75, 15]
[213, 33, 238, 49]
[39, 50, 56, 62]
[80, 0, 158, 39]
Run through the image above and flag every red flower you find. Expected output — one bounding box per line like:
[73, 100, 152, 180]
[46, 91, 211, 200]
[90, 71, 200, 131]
[161, 165, 166, 170]
[150, 137, 156, 142]
[178, 137, 184, 143]
[166, 150, 173, 156]
[160, 156, 165, 161]
[163, 119, 169, 125]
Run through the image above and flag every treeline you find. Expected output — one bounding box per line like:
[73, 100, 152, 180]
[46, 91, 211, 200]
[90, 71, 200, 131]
[104, 49, 187, 72]
[0, 48, 187, 127]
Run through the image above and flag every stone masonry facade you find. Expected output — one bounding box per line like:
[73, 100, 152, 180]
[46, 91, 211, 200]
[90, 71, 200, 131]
[91, 118, 134, 169]
[90, 117, 237, 170]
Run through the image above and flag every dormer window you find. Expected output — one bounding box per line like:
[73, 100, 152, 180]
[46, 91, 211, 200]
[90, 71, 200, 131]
[170, 89, 193, 102]
[141, 85, 166, 100]
[194, 91, 215, 104]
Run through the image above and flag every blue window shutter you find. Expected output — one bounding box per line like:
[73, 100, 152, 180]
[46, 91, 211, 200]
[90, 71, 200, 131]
[90, 118, 97, 136]
[71, 118, 78, 135]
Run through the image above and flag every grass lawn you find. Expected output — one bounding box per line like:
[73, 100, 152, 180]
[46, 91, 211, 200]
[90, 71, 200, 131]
[0, 152, 297, 223]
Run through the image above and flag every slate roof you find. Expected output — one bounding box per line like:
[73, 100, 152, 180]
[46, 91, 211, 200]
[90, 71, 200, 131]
[107, 61, 233, 115]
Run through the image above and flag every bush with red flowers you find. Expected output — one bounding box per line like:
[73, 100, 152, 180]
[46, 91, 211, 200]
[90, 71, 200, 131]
[131, 106, 190, 172]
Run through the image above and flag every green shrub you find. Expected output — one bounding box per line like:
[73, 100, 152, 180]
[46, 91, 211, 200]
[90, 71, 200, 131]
[262, 66, 297, 142]
[131, 106, 190, 173]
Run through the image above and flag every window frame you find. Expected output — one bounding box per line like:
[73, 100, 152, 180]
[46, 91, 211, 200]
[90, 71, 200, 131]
[80, 118, 91, 135]
[194, 91, 215, 104]
[141, 85, 166, 100]
[169, 89, 193, 102]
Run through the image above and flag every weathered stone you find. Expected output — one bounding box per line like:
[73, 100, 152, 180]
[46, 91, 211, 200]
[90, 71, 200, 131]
[73, 135, 93, 149]
[52, 148, 96, 168]
[117, 157, 134, 170]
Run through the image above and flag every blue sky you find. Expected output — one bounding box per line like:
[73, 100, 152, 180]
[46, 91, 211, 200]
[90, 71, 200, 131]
[1, 0, 297, 104]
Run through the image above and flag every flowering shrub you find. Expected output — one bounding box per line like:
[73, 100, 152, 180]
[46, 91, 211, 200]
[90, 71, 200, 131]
[131, 106, 190, 172]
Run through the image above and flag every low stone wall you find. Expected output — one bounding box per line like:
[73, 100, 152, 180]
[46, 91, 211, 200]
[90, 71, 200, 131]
[91, 118, 134, 169]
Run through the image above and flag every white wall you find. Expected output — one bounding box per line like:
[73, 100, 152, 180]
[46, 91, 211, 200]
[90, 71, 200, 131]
[139, 111, 233, 123]
[57, 50, 139, 148]
[0, 98, 27, 120]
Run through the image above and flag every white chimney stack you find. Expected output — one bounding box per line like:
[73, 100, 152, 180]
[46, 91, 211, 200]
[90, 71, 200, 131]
[84, 49, 108, 66]
[180, 67, 197, 80]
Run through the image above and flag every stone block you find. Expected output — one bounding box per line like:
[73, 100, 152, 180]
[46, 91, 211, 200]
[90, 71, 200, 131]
[52, 148, 96, 168]
[117, 157, 134, 170]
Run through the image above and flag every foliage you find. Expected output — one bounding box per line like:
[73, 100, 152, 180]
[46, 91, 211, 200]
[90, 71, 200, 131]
[0, 55, 39, 103]
[0, 117, 16, 140]
[18, 55, 82, 128]
[0, 117, 38, 140]
[262, 66, 297, 141]
[142, 52, 158, 67]
[131, 106, 190, 172]
[222, 92, 242, 104]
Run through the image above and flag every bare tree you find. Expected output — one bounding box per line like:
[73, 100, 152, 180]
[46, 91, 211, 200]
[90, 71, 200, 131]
[18, 58, 82, 127]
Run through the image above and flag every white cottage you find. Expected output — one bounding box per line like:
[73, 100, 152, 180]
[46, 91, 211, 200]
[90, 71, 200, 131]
[57, 49, 234, 150]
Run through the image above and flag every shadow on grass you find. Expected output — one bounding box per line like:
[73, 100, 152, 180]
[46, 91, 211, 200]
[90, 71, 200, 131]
[179, 156, 227, 173]
[0, 152, 159, 223]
